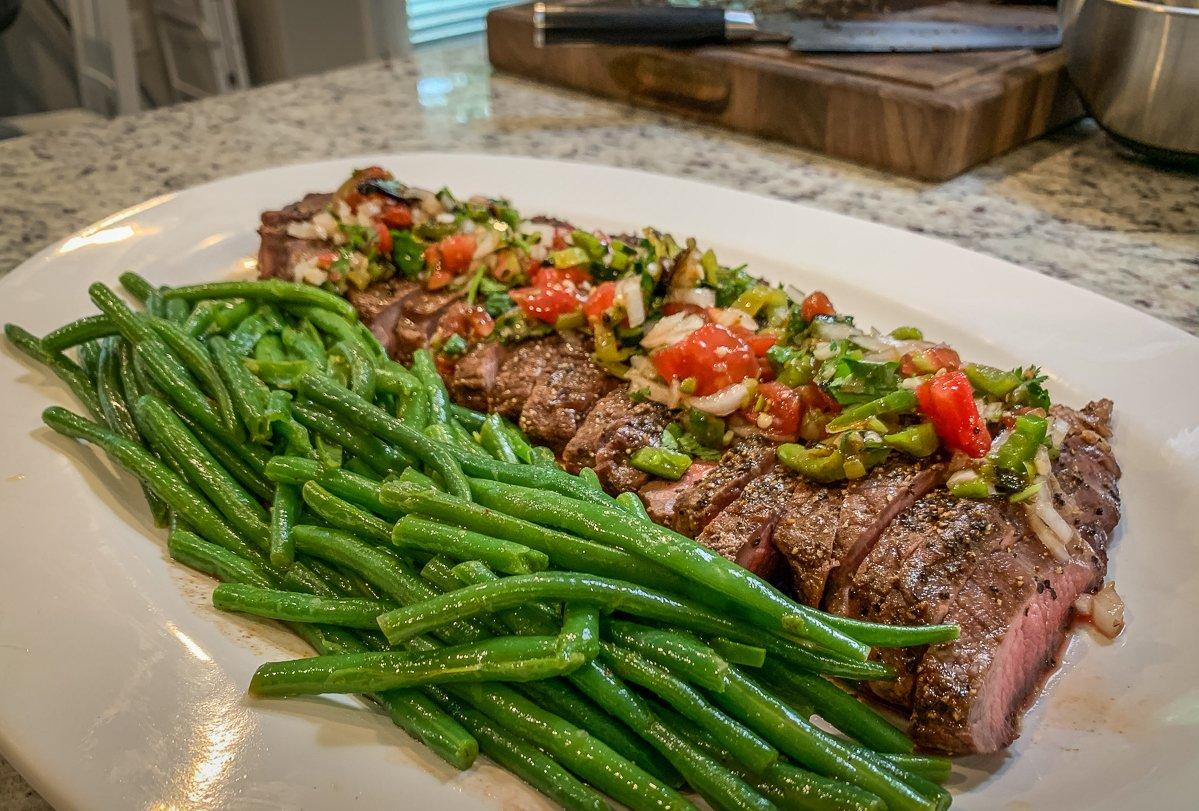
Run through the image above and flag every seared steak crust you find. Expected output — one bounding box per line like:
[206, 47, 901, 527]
[519, 339, 619, 453]
[489, 336, 566, 421]
[772, 483, 845, 607]
[450, 343, 507, 411]
[562, 390, 639, 474]
[672, 437, 777, 538]
[257, 192, 333, 280]
[594, 400, 671, 495]
[697, 467, 797, 580]
[347, 279, 420, 358]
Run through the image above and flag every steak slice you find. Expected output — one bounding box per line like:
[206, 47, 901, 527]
[257, 192, 334, 280]
[696, 467, 797, 580]
[772, 482, 846, 607]
[908, 402, 1120, 754]
[823, 458, 946, 615]
[392, 289, 463, 363]
[671, 437, 777, 538]
[562, 390, 638, 474]
[595, 400, 671, 495]
[490, 336, 566, 421]
[450, 343, 507, 411]
[849, 491, 1011, 707]
[346, 279, 420, 358]
[519, 339, 619, 453]
[640, 461, 716, 525]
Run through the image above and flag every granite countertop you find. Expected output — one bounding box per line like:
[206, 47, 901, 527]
[1, 36, 1196, 809]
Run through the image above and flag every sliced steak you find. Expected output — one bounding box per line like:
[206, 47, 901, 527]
[671, 437, 777, 538]
[697, 467, 797, 580]
[823, 458, 946, 615]
[594, 400, 671, 495]
[257, 192, 334, 280]
[519, 339, 619, 453]
[489, 336, 566, 422]
[346, 279, 420, 358]
[392, 289, 463, 363]
[562, 390, 639, 474]
[640, 461, 716, 525]
[450, 343, 507, 411]
[772, 483, 846, 607]
[908, 403, 1120, 754]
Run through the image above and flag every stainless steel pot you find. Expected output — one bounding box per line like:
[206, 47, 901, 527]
[1060, 0, 1199, 162]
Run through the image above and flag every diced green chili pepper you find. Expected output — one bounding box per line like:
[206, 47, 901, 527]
[629, 447, 692, 481]
[882, 423, 938, 457]
[549, 246, 589, 269]
[570, 230, 605, 262]
[683, 408, 725, 449]
[963, 363, 1023, 398]
[777, 444, 846, 484]
[948, 475, 991, 499]
[825, 389, 918, 433]
[889, 326, 923, 340]
[992, 414, 1047, 474]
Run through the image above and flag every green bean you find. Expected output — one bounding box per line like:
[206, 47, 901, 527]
[176, 410, 273, 501]
[569, 660, 774, 811]
[605, 621, 730, 692]
[214, 583, 390, 629]
[396, 383, 431, 429]
[254, 332, 286, 363]
[302, 481, 393, 545]
[379, 571, 769, 648]
[469, 478, 869, 661]
[425, 423, 486, 461]
[760, 661, 913, 754]
[282, 324, 326, 364]
[878, 754, 952, 785]
[163, 296, 190, 324]
[479, 413, 519, 463]
[450, 560, 564, 632]
[269, 483, 301, 567]
[76, 339, 103, 382]
[429, 690, 610, 811]
[135, 395, 270, 550]
[227, 310, 275, 356]
[118, 271, 156, 303]
[600, 642, 778, 776]
[88, 282, 155, 343]
[96, 341, 169, 525]
[613, 492, 648, 522]
[708, 638, 766, 668]
[813, 612, 959, 648]
[291, 400, 411, 475]
[558, 603, 601, 662]
[449, 403, 487, 431]
[578, 467, 605, 493]
[531, 445, 557, 467]
[329, 339, 376, 400]
[454, 681, 694, 811]
[5, 324, 104, 419]
[456, 450, 615, 508]
[380, 484, 694, 594]
[250, 635, 573, 697]
[167, 529, 274, 588]
[41, 315, 117, 352]
[182, 300, 222, 338]
[209, 336, 271, 440]
[298, 372, 471, 499]
[410, 349, 450, 423]
[43, 407, 258, 561]
[161, 279, 358, 321]
[211, 299, 256, 333]
[134, 338, 235, 444]
[263, 456, 401, 520]
[417, 559, 510, 637]
[393, 516, 548, 575]
[290, 305, 369, 357]
[711, 667, 939, 811]
[143, 314, 241, 438]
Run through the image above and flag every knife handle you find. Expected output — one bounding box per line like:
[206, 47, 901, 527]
[533, 3, 751, 47]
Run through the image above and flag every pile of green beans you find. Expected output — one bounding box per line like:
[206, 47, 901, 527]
[8, 276, 957, 810]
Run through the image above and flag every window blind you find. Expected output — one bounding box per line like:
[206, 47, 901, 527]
[406, 0, 521, 45]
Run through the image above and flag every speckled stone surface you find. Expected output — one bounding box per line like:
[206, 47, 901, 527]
[1, 36, 1196, 808]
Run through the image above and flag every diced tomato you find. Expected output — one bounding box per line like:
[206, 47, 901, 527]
[434, 352, 457, 379]
[510, 283, 582, 324]
[437, 234, 476, 274]
[426, 268, 455, 290]
[584, 281, 618, 320]
[372, 222, 392, 255]
[437, 304, 495, 343]
[378, 204, 413, 230]
[651, 323, 759, 396]
[801, 291, 835, 322]
[662, 302, 709, 319]
[551, 228, 571, 250]
[534, 265, 590, 287]
[915, 371, 991, 458]
[745, 382, 801, 438]
[900, 344, 961, 376]
[315, 251, 336, 271]
[728, 324, 778, 358]
[797, 383, 842, 415]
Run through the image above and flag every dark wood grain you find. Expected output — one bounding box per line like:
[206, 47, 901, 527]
[487, 2, 1082, 181]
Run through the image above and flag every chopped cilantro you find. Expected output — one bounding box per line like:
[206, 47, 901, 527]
[338, 223, 371, 252]
[441, 334, 468, 357]
[713, 264, 754, 308]
[483, 291, 515, 318]
[392, 230, 426, 278]
[825, 358, 900, 405]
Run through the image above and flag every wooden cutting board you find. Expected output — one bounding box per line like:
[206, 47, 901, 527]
[486, 2, 1082, 181]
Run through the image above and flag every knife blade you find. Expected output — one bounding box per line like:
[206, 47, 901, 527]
[776, 18, 1062, 53]
[531, 4, 1062, 53]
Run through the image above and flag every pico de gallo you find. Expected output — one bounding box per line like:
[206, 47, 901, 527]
[283, 167, 1062, 502]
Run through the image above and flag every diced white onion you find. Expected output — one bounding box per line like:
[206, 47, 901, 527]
[291, 257, 327, 286]
[335, 200, 354, 222]
[641, 312, 704, 349]
[1034, 446, 1053, 477]
[436, 212, 456, 224]
[473, 228, 501, 259]
[1090, 582, 1125, 638]
[1049, 417, 1069, 450]
[664, 287, 716, 310]
[1025, 485, 1074, 562]
[814, 320, 857, 341]
[784, 284, 806, 303]
[812, 342, 838, 361]
[852, 332, 900, 360]
[709, 307, 758, 332]
[685, 381, 750, 416]
[521, 221, 557, 245]
[899, 375, 926, 390]
[355, 199, 382, 228]
[947, 469, 980, 488]
[616, 275, 646, 328]
[977, 399, 1003, 422]
[312, 211, 338, 239]
[286, 220, 320, 240]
